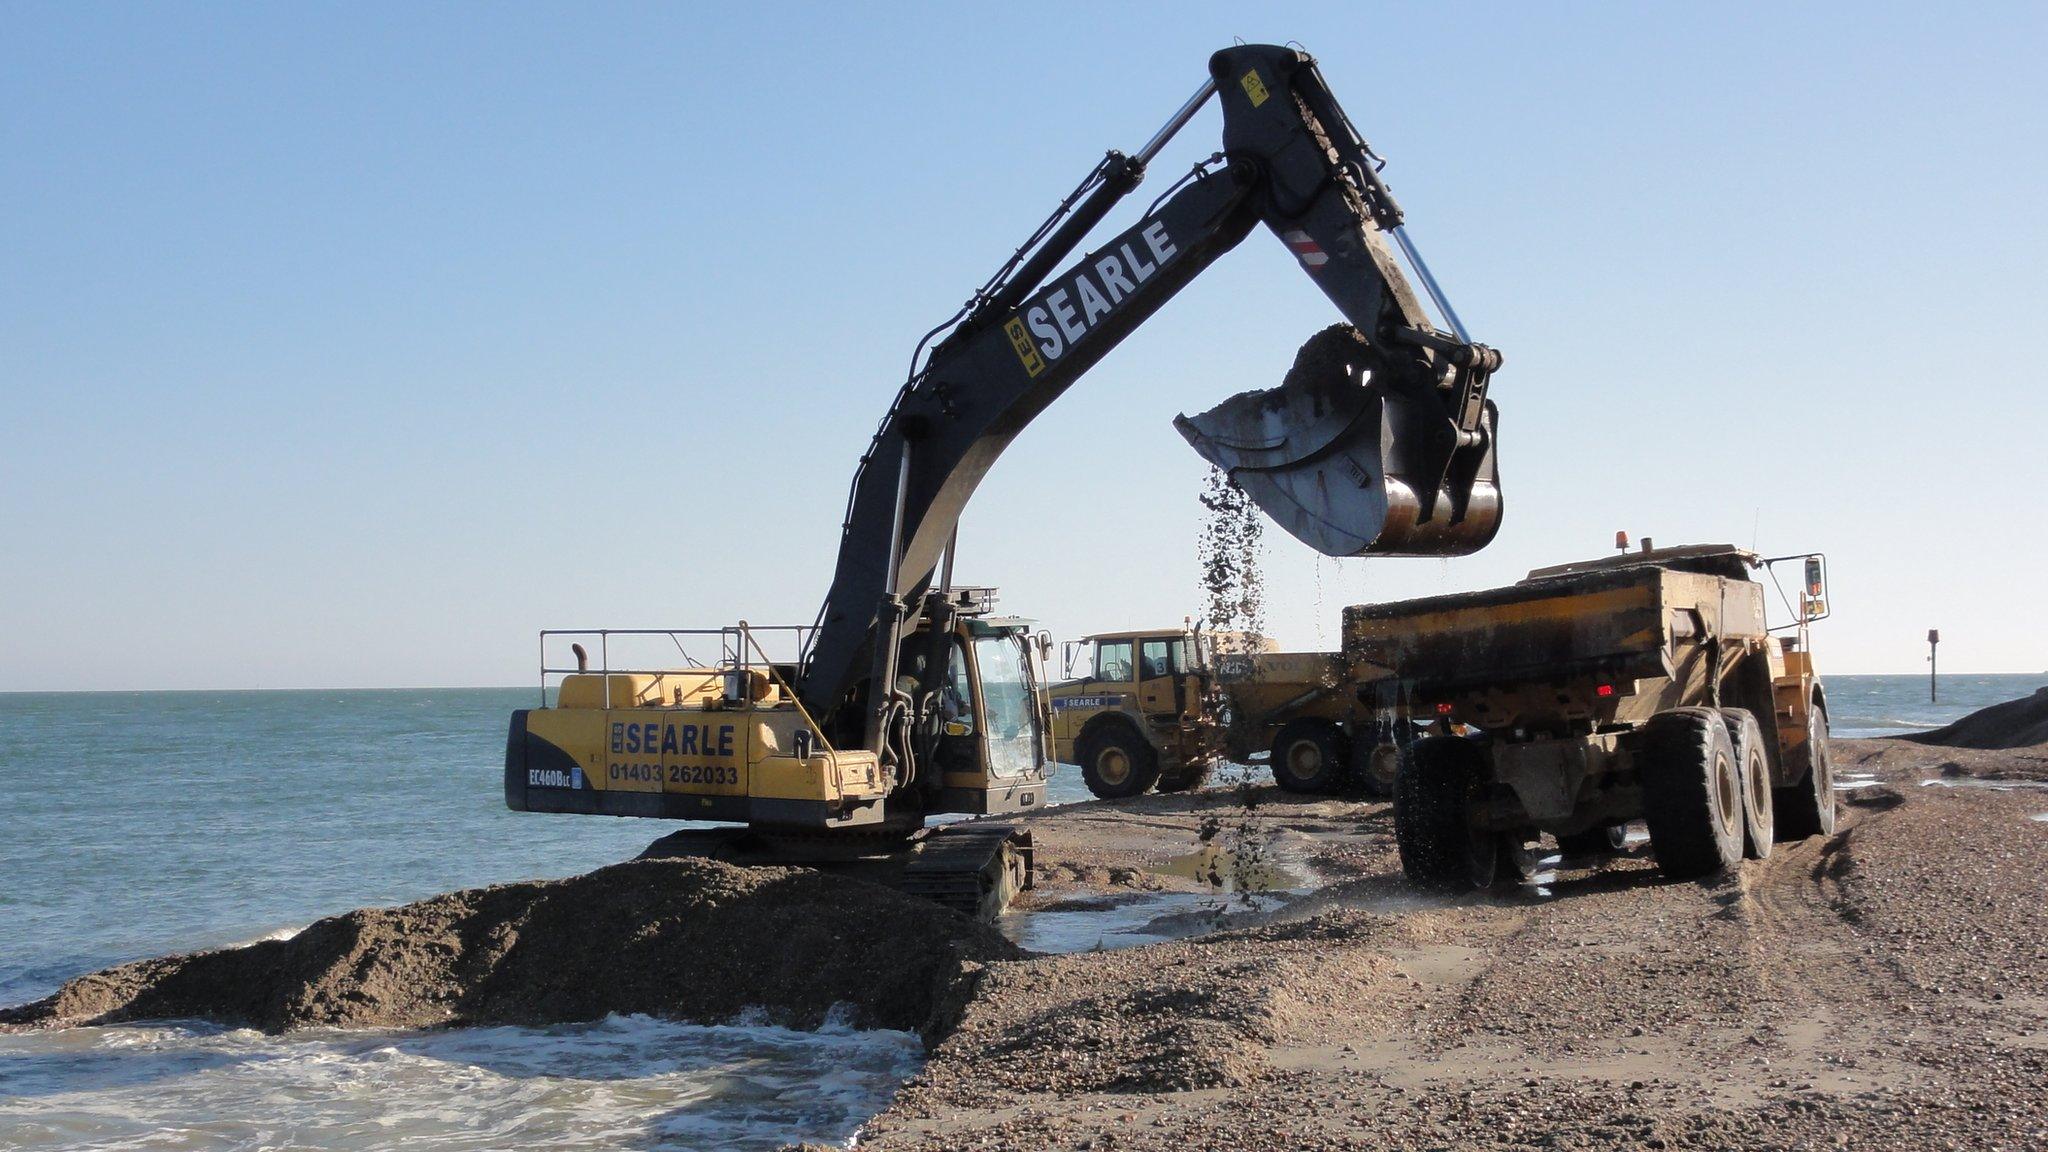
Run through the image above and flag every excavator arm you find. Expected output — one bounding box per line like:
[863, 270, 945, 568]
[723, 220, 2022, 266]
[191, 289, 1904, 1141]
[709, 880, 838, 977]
[799, 45, 1504, 757]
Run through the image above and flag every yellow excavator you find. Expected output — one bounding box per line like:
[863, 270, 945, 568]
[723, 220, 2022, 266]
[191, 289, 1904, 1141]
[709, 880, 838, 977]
[502, 43, 1506, 918]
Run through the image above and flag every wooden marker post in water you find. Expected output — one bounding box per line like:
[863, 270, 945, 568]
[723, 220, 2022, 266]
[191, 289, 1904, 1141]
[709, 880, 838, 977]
[1927, 629, 1940, 703]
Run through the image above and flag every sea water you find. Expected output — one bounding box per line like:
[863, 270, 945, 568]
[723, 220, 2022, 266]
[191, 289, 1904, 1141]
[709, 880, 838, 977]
[0, 688, 1095, 1149]
[0, 676, 2037, 1148]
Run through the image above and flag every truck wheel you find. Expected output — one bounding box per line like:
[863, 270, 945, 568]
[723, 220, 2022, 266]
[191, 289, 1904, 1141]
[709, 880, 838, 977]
[1773, 699, 1837, 841]
[1639, 708, 1744, 880]
[1718, 707, 1775, 860]
[1555, 822, 1629, 858]
[1156, 759, 1215, 793]
[1270, 718, 1349, 794]
[1497, 832, 1543, 883]
[1077, 723, 1161, 799]
[1394, 735, 1497, 890]
[1356, 741, 1400, 799]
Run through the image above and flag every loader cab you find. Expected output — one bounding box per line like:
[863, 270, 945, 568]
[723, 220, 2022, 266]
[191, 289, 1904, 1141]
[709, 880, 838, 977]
[1048, 629, 1206, 762]
[1060, 630, 1198, 712]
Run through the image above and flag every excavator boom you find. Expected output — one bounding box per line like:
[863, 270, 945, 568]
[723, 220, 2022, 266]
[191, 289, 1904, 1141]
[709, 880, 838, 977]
[800, 44, 1504, 748]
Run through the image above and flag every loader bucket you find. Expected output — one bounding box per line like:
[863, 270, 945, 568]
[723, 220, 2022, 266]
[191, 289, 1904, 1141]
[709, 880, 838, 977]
[1174, 328, 1501, 558]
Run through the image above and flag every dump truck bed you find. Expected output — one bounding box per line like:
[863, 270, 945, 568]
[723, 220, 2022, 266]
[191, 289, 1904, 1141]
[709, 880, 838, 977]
[1342, 560, 1768, 730]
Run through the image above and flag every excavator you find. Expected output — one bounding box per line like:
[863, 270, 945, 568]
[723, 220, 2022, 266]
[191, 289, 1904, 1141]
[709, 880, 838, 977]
[502, 44, 1505, 918]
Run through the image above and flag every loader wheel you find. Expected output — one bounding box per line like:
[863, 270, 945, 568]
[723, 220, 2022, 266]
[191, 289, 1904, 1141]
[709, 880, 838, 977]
[1639, 708, 1744, 880]
[1774, 699, 1837, 841]
[1394, 735, 1498, 891]
[1156, 758, 1215, 793]
[1719, 707, 1775, 860]
[1555, 822, 1630, 858]
[1270, 718, 1349, 794]
[1078, 723, 1161, 800]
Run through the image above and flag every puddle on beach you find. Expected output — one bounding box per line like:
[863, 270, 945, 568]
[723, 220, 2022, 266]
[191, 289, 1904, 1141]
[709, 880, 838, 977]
[1155, 843, 1311, 893]
[1001, 890, 1239, 954]
[1002, 840, 1313, 954]
[1917, 778, 2048, 792]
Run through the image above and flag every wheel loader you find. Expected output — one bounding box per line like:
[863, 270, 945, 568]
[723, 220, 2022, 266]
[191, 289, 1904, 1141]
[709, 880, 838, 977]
[1344, 541, 1835, 890]
[501, 44, 1509, 918]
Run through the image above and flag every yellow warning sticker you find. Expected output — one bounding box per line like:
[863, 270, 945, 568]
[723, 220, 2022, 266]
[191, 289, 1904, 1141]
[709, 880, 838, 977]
[1004, 316, 1046, 377]
[1240, 69, 1269, 107]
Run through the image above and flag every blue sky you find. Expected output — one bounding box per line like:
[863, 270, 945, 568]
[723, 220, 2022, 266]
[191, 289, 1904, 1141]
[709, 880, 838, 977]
[4, 2, 2044, 689]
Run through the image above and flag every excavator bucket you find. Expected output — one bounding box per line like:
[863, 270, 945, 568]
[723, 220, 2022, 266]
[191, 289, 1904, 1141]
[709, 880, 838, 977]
[1174, 326, 1502, 557]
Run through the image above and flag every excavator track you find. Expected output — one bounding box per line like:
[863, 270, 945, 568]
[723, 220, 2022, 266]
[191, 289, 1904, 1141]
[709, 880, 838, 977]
[640, 822, 1033, 922]
[899, 824, 1034, 921]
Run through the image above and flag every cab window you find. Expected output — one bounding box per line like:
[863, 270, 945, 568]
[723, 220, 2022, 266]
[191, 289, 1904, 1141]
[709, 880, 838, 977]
[1140, 639, 1173, 679]
[1093, 639, 1133, 682]
[1168, 638, 1192, 674]
[942, 640, 971, 720]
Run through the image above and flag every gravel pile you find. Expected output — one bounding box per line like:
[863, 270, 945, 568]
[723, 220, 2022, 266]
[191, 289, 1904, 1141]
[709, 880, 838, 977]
[0, 857, 1020, 1037]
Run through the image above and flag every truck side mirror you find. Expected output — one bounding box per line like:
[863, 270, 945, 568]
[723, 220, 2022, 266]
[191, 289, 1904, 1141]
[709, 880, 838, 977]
[1803, 556, 1826, 619]
[1036, 630, 1055, 662]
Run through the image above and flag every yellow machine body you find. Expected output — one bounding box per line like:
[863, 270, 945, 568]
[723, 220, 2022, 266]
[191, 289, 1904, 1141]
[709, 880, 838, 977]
[509, 668, 893, 828]
[506, 615, 1052, 831]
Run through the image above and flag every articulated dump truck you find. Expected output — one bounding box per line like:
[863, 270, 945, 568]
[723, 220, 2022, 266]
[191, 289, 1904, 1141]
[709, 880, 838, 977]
[1344, 543, 1834, 890]
[1049, 629, 1395, 800]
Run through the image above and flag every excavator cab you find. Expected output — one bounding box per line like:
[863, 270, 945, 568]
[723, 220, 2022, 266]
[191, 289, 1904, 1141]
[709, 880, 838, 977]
[890, 603, 1052, 817]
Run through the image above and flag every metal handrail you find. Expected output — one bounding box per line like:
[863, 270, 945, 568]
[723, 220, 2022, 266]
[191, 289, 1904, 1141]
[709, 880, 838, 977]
[536, 625, 816, 708]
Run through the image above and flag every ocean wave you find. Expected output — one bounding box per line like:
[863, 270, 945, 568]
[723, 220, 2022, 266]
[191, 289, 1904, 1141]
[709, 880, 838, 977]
[0, 1013, 923, 1151]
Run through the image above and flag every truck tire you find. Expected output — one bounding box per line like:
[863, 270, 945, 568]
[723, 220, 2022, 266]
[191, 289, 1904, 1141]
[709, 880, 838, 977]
[1077, 722, 1161, 799]
[1156, 759, 1214, 793]
[1270, 718, 1349, 794]
[1394, 735, 1498, 890]
[1639, 708, 1744, 880]
[1555, 822, 1629, 858]
[1774, 699, 1837, 841]
[1357, 741, 1400, 799]
[1718, 707, 1775, 860]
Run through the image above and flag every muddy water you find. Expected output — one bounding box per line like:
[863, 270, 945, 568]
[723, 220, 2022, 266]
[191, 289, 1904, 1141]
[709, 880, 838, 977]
[1155, 843, 1310, 893]
[999, 815, 1320, 956]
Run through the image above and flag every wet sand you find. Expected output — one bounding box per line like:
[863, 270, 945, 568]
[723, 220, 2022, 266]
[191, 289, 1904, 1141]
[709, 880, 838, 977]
[863, 736, 2048, 1150]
